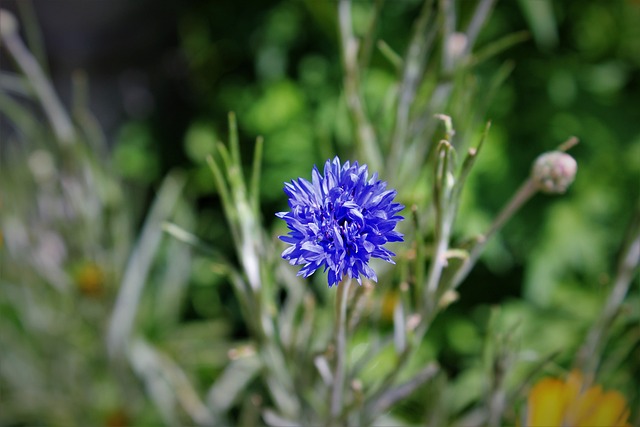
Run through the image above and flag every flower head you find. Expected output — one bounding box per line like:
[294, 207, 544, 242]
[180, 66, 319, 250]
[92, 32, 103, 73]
[532, 151, 577, 194]
[525, 370, 631, 427]
[276, 157, 404, 287]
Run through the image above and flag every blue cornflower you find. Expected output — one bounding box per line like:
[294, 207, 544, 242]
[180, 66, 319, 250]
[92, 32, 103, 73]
[276, 157, 404, 287]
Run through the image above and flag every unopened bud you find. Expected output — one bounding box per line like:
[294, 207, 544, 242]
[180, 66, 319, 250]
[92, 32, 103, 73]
[0, 9, 18, 38]
[532, 151, 577, 194]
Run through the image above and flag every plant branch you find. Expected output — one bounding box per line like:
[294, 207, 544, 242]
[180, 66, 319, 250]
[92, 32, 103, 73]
[464, 0, 497, 56]
[388, 0, 436, 176]
[366, 362, 439, 416]
[576, 207, 640, 376]
[425, 141, 455, 301]
[338, 0, 381, 170]
[450, 136, 579, 289]
[357, 0, 385, 71]
[0, 9, 75, 145]
[451, 178, 538, 290]
[107, 173, 186, 358]
[329, 278, 352, 424]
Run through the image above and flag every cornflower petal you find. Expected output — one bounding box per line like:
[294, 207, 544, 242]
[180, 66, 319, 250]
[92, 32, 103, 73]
[276, 157, 404, 287]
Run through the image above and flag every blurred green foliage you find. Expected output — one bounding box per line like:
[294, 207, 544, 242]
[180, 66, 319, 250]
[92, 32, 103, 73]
[172, 0, 640, 419]
[172, 0, 640, 327]
[171, 0, 640, 423]
[1, 0, 639, 425]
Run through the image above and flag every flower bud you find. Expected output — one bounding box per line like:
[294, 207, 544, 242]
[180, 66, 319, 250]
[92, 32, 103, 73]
[0, 9, 18, 39]
[532, 151, 577, 194]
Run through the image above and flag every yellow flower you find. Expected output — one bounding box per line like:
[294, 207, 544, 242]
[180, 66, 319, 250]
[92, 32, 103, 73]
[525, 370, 631, 427]
[75, 262, 105, 297]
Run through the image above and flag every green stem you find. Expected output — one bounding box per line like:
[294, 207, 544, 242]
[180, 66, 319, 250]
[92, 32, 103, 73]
[0, 10, 75, 145]
[387, 0, 435, 176]
[330, 278, 352, 423]
[450, 136, 578, 290]
[337, 0, 381, 171]
[576, 208, 640, 377]
[451, 179, 538, 290]
[424, 141, 454, 306]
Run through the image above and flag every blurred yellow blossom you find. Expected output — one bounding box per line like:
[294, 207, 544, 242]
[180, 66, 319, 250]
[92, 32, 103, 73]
[75, 262, 105, 297]
[525, 370, 631, 427]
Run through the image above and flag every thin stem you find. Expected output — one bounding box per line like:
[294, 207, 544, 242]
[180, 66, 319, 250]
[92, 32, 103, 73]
[206, 154, 240, 245]
[455, 121, 490, 193]
[16, 0, 48, 74]
[557, 135, 579, 152]
[412, 205, 427, 307]
[338, 0, 382, 171]
[330, 278, 352, 422]
[508, 350, 560, 405]
[388, 0, 436, 176]
[451, 179, 538, 289]
[366, 363, 439, 416]
[469, 31, 530, 67]
[107, 173, 186, 357]
[450, 135, 579, 289]
[250, 136, 264, 214]
[464, 0, 497, 56]
[0, 10, 75, 145]
[487, 356, 507, 427]
[71, 70, 107, 155]
[228, 112, 244, 182]
[376, 39, 403, 70]
[576, 208, 640, 376]
[358, 0, 385, 71]
[425, 141, 454, 305]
